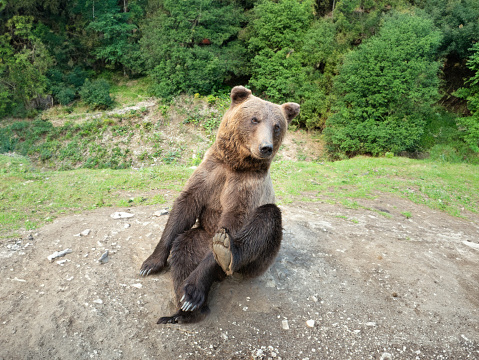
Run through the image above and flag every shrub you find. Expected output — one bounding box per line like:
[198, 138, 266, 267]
[325, 12, 442, 158]
[56, 87, 76, 105]
[79, 79, 113, 109]
[141, 0, 246, 99]
[454, 43, 479, 153]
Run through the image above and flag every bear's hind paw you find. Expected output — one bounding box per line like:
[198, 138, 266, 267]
[212, 229, 234, 276]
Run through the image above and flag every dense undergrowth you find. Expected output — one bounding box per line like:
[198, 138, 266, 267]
[2, 0, 479, 159]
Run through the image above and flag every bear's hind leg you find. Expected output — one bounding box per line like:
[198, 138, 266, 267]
[213, 204, 282, 278]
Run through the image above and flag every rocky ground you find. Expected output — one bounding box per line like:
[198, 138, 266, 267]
[1, 196, 478, 359]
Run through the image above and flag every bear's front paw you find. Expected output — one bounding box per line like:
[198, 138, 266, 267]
[212, 228, 234, 275]
[180, 283, 206, 312]
[139, 255, 167, 277]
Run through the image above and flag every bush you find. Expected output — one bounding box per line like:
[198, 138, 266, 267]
[56, 87, 76, 105]
[454, 43, 479, 153]
[141, 0, 246, 99]
[247, 0, 314, 103]
[79, 79, 113, 109]
[325, 12, 442, 158]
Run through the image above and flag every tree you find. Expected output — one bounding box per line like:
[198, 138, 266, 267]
[246, 0, 314, 103]
[325, 11, 442, 157]
[85, 0, 145, 74]
[0, 15, 54, 116]
[455, 43, 479, 152]
[140, 0, 246, 98]
[298, 19, 340, 129]
[416, 0, 479, 58]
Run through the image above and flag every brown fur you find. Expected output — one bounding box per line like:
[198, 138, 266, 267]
[140, 86, 300, 323]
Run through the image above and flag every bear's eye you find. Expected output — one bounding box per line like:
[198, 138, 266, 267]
[251, 117, 259, 124]
[274, 124, 281, 133]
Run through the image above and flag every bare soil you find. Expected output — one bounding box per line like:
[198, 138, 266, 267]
[1, 195, 478, 359]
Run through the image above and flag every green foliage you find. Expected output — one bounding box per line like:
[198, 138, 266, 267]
[454, 43, 479, 153]
[246, 0, 314, 103]
[0, 15, 54, 115]
[417, 0, 479, 58]
[326, 12, 442, 157]
[141, 0, 246, 99]
[56, 87, 76, 105]
[79, 79, 113, 109]
[85, 0, 144, 73]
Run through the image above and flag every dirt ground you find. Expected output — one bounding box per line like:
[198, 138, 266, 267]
[1, 195, 478, 359]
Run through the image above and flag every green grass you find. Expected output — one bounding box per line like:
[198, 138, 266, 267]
[1, 154, 479, 239]
[271, 156, 479, 217]
[109, 77, 151, 106]
[0, 155, 191, 238]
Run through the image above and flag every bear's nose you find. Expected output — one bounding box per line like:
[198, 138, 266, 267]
[259, 143, 273, 157]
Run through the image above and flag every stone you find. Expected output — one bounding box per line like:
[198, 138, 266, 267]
[98, 250, 109, 264]
[153, 209, 169, 217]
[81, 229, 91, 236]
[47, 249, 72, 262]
[110, 212, 134, 219]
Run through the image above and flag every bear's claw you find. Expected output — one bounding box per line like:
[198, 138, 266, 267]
[179, 283, 206, 312]
[139, 255, 167, 276]
[212, 228, 234, 275]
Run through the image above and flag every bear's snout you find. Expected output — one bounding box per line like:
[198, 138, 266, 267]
[259, 142, 273, 157]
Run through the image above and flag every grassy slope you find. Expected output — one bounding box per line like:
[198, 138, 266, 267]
[2, 153, 478, 239]
[272, 156, 479, 216]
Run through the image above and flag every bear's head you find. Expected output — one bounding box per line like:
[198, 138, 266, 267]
[215, 86, 300, 171]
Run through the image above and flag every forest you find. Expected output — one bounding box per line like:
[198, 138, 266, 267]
[1, 0, 479, 160]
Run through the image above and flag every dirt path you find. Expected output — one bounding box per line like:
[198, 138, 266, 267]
[1, 196, 478, 359]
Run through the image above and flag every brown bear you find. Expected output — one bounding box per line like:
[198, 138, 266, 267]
[140, 86, 300, 324]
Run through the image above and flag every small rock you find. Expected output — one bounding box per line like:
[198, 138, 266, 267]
[27, 234, 34, 241]
[380, 353, 392, 360]
[98, 250, 109, 264]
[131, 283, 143, 289]
[282, 319, 289, 330]
[306, 320, 315, 328]
[80, 229, 91, 236]
[47, 248, 73, 262]
[153, 209, 169, 217]
[93, 299, 103, 304]
[253, 349, 264, 359]
[365, 322, 377, 327]
[124, 223, 131, 229]
[462, 241, 479, 250]
[110, 212, 134, 219]
[56, 259, 68, 265]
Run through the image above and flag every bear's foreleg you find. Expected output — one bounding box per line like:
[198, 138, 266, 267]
[158, 228, 224, 324]
[140, 192, 200, 276]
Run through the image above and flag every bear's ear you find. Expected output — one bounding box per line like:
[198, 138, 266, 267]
[230, 86, 252, 106]
[281, 102, 300, 124]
